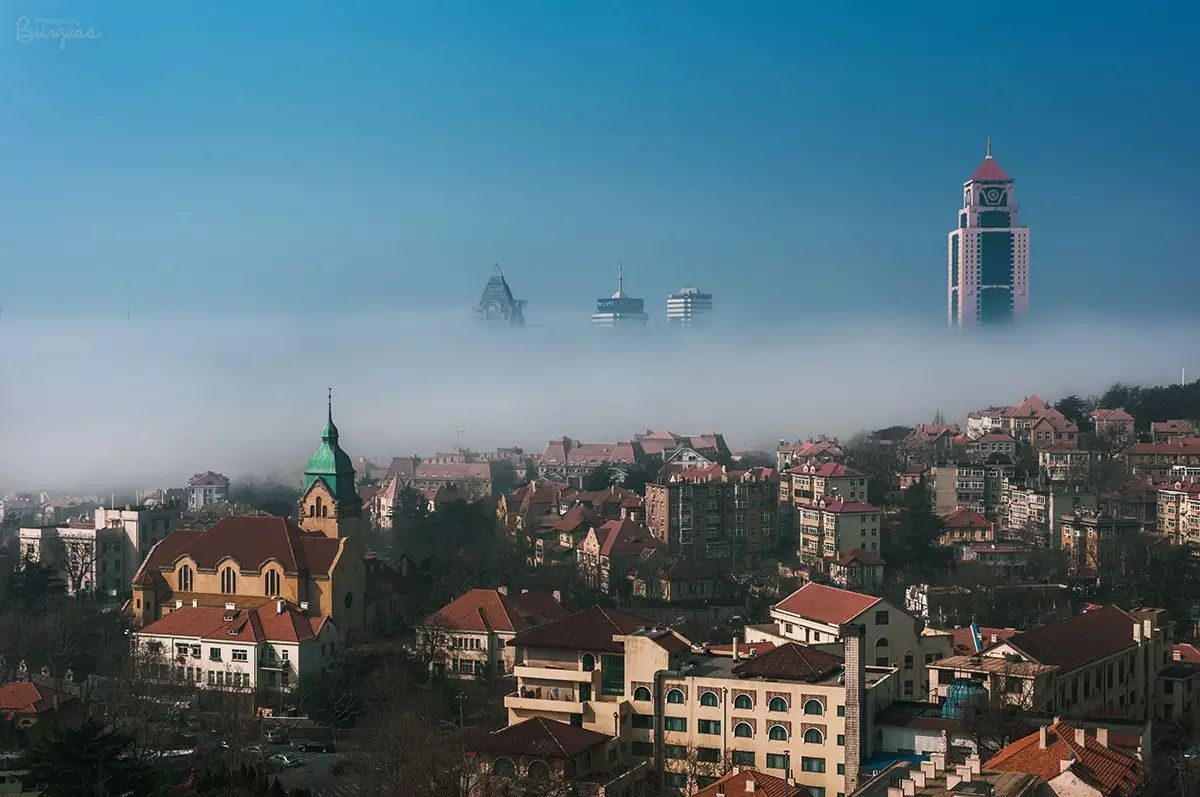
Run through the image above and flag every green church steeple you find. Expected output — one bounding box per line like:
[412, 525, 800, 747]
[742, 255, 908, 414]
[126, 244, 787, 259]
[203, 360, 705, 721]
[304, 389, 357, 501]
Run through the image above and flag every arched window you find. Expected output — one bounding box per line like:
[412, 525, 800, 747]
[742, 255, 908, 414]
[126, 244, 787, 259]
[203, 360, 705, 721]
[321, 504, 329, 518]
[903, 651, 914, 670]
[699, 691, 719, 707]
[582, 654, 595, 672]
[734, 722, 753, 738]
[804, 728, 824, 744]
[803, 699, 824, 716]
[491, 758, 515, 777]
[768, 725, 789, 741]
[527, 760, 550, 781]
[344, 591, 354, 609]
[315, 496, 323, 517]
[307, 504, 314, 517]
[734, 693, 753, 710]
[220, 566, 236, 594]
[666, 689, 685, 704]
[178, 564, 193, 592]
[874, 636, 890, 666]
[264, 569, 280, 597]
[768, 696, 788, 712]
[633, 687, 651, 702]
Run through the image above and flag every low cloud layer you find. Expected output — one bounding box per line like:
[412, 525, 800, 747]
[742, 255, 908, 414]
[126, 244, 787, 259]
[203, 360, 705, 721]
[2, 309, 1197, 494]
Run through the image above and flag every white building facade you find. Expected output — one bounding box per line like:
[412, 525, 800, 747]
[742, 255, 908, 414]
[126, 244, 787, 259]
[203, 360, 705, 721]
[665, 286, 712, 327]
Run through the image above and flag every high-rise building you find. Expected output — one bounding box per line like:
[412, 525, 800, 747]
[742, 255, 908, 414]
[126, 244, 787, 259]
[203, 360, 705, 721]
[948, 140, 1030, 329]
[475, 264, 526, 326]
[665, 285, 712, 326]
[592, 264, 648, 327]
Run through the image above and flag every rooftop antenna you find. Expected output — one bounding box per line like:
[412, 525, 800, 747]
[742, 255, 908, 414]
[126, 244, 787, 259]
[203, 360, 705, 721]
[618, 261, 624, 294]
[985, 137, 992, 159]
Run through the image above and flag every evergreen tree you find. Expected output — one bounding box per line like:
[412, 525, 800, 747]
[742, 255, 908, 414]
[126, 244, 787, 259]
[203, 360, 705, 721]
[23, 718, 158, 797]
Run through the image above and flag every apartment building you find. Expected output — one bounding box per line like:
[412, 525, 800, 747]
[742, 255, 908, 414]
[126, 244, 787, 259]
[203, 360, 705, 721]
[186, 471, 230, 511]
[931, 462, 1015, 519]
[1037, 443, 1096, 484]
[964, 433, 1016, 459]
[795, 497, 883, 566]
[1156, 480, 1200, 544]
[1122, 438, 1200, 481]
[1059, 513, 1146, 579]
[776, 438, 846, 471]
[503, 605, 896, 796]
[1000, 480, 1094, 548]
[420, 588, 567, 678]
[134, 599, 340, 693]
[779, 463, 868, 547]
[927, 605, 1171, 721]
[17, 522, 127, 597]
[538, 438, 650, 485]
[756, 583, 952, 702]
[644, 464, 778, 561]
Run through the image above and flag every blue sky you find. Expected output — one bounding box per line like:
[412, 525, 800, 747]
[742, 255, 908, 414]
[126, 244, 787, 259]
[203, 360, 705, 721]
[2, 1, 1197, 324]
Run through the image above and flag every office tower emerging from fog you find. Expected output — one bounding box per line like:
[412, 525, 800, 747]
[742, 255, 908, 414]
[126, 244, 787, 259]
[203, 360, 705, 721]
[592, 264, 649, 327]
[475, 264, 526, 327]
[666, 286, 712, 327]
[948, 140, 1030, 329]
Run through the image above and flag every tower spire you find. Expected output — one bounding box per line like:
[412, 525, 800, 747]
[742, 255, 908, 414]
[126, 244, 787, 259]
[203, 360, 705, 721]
[985, 137, 992, 159]
[322, 387, 338, 441]
[618, 261, 624, 294]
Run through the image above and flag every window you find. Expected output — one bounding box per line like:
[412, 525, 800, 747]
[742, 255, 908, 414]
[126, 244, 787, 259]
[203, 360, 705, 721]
[582, 653, 596, 672]
[838, 763, 845, 775]
[667, 688, 685, 704]
[698, 719, 720, 735]
[903, 652, 914, 670]
[209, 647, 222, 661]
[803, 728, 824, 744]
[874, 637, 890, 666]
[664, 717, 687, 732]
[633, 686, 651, 701]
[803, 699, 824, 715]
[700, 691, 719, 707]
[600, 654, 624, 696]
[179, 564, 194, 592]
[491, 758, 515, 777]
[734, 693, 753, 710]
[734, 722, 753, 738]
[802, 756, 826, 773]
[664, 745, 687, 760]
[232, 649, 248, 662]
[220, 566, 236, 594]
[768, 725, 789, 741]
[768, 696, 788, 712]
[837, 734, 845, 746]
[697, 747, 720, 763]
[631, 713, 653, 729]
[631, 742, 654, 756]
[875, 610, 889, 625]
[264, 569, 280, 597]
[732, 750, 755, 766]
[527, 761, 550, 781]
[837, 705, 845, 717]
[664, 773, 688, 788]
[766, 753, 789, 770]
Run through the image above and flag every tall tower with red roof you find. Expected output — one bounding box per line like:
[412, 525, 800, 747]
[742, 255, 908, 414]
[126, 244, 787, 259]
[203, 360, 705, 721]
[948, 140, 1030, 329]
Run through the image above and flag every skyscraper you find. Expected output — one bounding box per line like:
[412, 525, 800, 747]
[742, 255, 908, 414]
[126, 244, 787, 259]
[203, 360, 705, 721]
[666, 285, 713, 327]
[475, 264, 526, 326]
[592, 264, 649, 327]
[948, 141, 1030, 329]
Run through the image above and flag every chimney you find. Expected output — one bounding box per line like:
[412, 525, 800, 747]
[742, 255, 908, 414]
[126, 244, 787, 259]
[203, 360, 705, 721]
[1060, 757, 1074, 774]
[497, 586, 508, 596]
[902, 780, 916, 796]
[1039, 725, 1048, 749]
[920, 761, 937, 778]
[733, 638, 740, 662]
[191, 598, 198, 608]
[945, 774, 962, 789]
[552, 590, 562, 604]
[175, 600, 183, 609]
[745, 781, 755, 792]
[276, 599, 284, 615]
[521, 588, 529, 594]
[300, 601, 309, 611]
[1133, 622, 1143, 643]
[1075, 727, 1087, 746]
[1097, 727, 1109, 748]
[930, 752, 946, 773]
[911, 772, 926, 788]
[966, 754, 981, 775]
[840, 622, 867, 793]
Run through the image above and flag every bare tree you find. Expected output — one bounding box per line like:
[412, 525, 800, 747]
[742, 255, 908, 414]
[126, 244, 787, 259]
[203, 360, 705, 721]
[59, 537, 99, 597]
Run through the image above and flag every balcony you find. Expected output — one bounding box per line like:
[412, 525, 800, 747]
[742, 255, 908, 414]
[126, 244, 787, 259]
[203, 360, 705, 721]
[505, 685, 585, 715]
[514, 665, 597, 684]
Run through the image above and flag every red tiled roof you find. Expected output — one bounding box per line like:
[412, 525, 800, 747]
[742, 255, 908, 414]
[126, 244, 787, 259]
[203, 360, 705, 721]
[690, 768, 810, 797]
[413, 462, 492, 480]
[187, 470, 230, 488]
[948, 626, 1019, 655]
[708, 641, 777, 657]
[1151, 420, 1196, 434]
[1091, 408, 1135, 423]
[511, 606, 650, 653]
[985, 721, 1144, 796]
[1004, 394, 1049, 418]
[973, 432, 1016, 443]
[801, 497, 878, 514]
[595, 518, 664, 557]
[1033, 408, 1079, 433]
[137, 601, 331, 644]
[423, 588, 567, 633]
[1172, 643, 1200, 664]
[1125, 438, 1200, 455]
[730, 642, 843, 682]
[137, 517, 342, 578]
[774, 582, 881, 624]
[971, 156, 1011, 182]
[0, 681, 76, 717]
[785, 462, 862, 478]
[944, 507, 992, 529]
[1005, 605, 1136, 673]
[470, 716, 611, 759]
[833, 548, 885, 566]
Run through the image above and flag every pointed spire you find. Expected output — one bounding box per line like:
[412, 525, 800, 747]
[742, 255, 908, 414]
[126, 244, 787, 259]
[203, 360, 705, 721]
[322, 388, 338, 441]
[985, 137, 992, 159]
[618, 260, 624, 294]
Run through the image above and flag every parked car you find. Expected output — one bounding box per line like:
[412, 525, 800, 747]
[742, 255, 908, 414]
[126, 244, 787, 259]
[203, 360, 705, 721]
[267, 753, 303, 769]
[263, 727, 289, 744]
[292, 740, 334, 753]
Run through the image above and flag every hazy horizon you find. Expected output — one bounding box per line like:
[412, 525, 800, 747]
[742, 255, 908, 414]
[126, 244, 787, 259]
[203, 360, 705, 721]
[4, 310, 1198, 494]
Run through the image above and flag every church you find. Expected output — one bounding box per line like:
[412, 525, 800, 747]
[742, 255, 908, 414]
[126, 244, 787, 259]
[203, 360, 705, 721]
[130, 396, 377, 633]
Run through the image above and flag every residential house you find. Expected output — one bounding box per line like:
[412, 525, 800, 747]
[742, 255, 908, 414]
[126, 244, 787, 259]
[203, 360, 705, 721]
[644, 464, 778, 561]
[828, 549, 886, 594]
[966, 406, 1013, 440]
[1038, 443, 1096, 484]
[626, 551, 735, 604]
[927, 605, 1171, 721]
[577, 519, 664, 595]
[940, 508, 995, 546]
[17, 522, 127, 597]
[1151, 419, 1198, 444]
[690, 768, 812, 797]
[776, 437, 846, 471]
[420, 587, 567, 678]
[795, 497, 883, 567]
[186, 471, 231, 511]
[966, 433, 1017, 459]
[635, 430, 730, 463]
[1059, 513, 1148, 579]
[538, 438, 650, 485]
[897, 464, 929, 492]
[1156, 662, 1200, 724]
[754, 582, 952, 702]
[1000, 480, 1094, 549]
[906, 583, 1071, 629]
[1121, 438, 1200, 481]
[0, 681, 81, 743]
[1157, 480, 1200, 544]
[955, 543, 1029, 581]
[985, 720, 1144, 797]
[902, 425, 962, 465]
[133, 599, 339, 693]
[1090, 408, 1136, 441]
